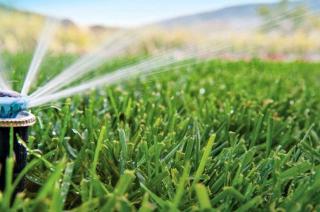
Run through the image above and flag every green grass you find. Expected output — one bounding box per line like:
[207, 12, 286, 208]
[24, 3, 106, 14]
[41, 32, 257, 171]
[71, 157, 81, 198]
[1, 53, 320, 211]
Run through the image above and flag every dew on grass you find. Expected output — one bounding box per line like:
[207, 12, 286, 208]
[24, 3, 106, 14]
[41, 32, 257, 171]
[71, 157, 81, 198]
[199, 88, 206, 95]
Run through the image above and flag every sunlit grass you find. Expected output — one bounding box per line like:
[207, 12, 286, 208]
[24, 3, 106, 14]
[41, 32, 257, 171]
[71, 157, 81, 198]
[1, 53, 320, 211]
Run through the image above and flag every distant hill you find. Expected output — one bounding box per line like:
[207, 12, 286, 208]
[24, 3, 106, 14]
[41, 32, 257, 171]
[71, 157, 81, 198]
[161, 4, 264, 27]
[160, 0, 320, 30]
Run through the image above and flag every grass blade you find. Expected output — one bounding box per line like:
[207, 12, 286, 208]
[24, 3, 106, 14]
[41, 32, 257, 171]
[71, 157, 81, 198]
[172, 162, 191, 208]
[192, 134, 216, 187]
[195, 183, 212, 210]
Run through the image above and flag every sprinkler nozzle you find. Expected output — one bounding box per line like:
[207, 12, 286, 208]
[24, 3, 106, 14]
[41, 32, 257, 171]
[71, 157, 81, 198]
[0, 90, 28, 119]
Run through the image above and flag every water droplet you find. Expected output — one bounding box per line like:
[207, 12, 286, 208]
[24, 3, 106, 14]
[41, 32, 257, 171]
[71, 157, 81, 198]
[199, 88, 206, 95]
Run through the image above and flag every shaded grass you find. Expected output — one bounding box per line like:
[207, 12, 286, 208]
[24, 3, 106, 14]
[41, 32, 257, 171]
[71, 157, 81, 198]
[1, 53, 320, 211]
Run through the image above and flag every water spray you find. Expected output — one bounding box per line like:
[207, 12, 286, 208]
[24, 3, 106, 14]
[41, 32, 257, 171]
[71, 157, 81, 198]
[0, 51, 11, 91]
[21, 19, 58, 96]
[0, 90, 35, 193]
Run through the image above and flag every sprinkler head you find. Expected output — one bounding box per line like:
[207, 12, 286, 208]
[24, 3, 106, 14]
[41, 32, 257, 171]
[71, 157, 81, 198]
[0, 90, 35, 194]
[0, 90, 28, 119]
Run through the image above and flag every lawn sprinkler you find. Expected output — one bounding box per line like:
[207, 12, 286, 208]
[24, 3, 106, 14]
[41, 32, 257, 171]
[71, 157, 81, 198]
[0, 90, 35, 193]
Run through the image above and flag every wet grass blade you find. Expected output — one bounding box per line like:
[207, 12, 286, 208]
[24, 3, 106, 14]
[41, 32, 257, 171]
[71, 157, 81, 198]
[60, 162, 75, 205]
[35, 160, 65, 201]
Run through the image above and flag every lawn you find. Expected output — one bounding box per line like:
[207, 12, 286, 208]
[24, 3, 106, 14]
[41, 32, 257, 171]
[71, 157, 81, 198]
[1, 53, 320, 211]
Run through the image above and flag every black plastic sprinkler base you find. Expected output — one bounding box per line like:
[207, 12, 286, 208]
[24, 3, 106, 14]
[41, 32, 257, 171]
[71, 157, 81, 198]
[0, 127, 28, 191]
[0, 112, 35, 193]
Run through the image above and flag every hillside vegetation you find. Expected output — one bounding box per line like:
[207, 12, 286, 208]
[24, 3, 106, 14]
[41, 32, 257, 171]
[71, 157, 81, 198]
[1, 3, 320, 60]
[0, 5, 116, 53]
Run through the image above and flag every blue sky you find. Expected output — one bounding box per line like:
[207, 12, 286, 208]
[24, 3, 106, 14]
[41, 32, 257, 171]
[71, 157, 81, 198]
[1, 0, 278, 27]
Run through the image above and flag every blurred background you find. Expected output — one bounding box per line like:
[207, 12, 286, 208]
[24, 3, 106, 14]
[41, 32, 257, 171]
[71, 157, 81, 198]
[0, 0, 319, 60]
